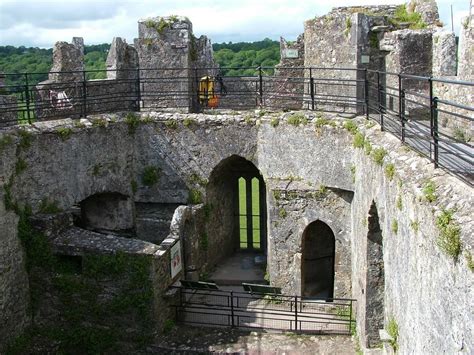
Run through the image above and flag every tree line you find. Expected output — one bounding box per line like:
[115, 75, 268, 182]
[0, 39, 280, 87]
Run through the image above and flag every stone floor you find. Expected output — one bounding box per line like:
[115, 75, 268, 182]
[209, 252, 266, 286]
[145, 326, 357, 354]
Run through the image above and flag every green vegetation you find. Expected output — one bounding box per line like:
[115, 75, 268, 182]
[391, 219, 398, 235]
[273, 190, 282, 200]
[396, 195, 403, 210]
[162, 319, 176, 334]
[55, 127, 73, 141]
[125, 112, 140, 134]
[144, 16, 179, 35]
[369, 32, 379, 49]
[452, 126, 470, 143]
[353, 132, 365, 148]
[465, 251, 474, 272]
[142, 166, 160, 186]
[183, 117, 195, 128]
[344, 17, 352, 37]
[199, 233, 209, 251]
[91, 118, 107, 128]
[203, 203, 213, 220]
[39, 198, 62, 214]
[131, 180, 138, 194]
[188, 189, 203, 204]
[371, 147, 387, 166]
[436, 209, 461, 259]
[315, 117, 336, 128]
[390, 4, 427, 29]
[287, 113, 308, 126]
[350, 165, 356, 183]
[387, 317, 399, 351]
[270, 117, 279, 127]
[410, 219, 419, 233]
[364, 141, 372, 155]
[0, 134, 14, 153]
[164, 120, 178, 129]
[92, 164, 101, 176]
[422, 180, 437, 202]
[278, 207, 287, 218]
[18, 130, 33, 150]
[15, 158, 27, 175]
[343, 120, 358, 134]
[189, 173, 208, 186]
[385, 163, 395, 181]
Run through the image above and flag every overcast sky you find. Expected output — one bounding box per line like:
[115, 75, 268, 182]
[0, 0, 470, 48]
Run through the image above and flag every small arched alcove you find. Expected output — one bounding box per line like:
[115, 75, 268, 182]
[301, 220, 335, 299]
[206, 155, 267, 257]
[365, 201, 385, 348]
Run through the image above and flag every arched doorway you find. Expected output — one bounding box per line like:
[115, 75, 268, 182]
[301, 220, 335, 299]
[365, 201, 385, 347]
[206, 155, 267, 258]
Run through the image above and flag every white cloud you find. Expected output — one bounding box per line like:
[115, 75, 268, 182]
[0, 0, 470, 47]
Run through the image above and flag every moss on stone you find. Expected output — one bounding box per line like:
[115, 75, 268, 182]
[142, 166, 160, 186]
[436, 209, 461, 260]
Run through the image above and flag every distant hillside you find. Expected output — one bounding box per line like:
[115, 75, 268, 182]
[0, 39, 280, 86]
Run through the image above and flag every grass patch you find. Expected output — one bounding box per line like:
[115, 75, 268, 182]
[162, 319, 176, 334]
[410, 219, 419, 233]
[343, 120, 358, 134]
[15, 158, 27, 175]
[387, 317, 399, 351]
[422, 180, 437, 202]
[55, 127, 73, 141]
[315, 117, 336, 128]
[18, 130, 33, 150]
[188, 189, 203, 204]
[199, 233, 209, 251]
[183, 117, 195, 127]
[465, 251, 474, 272]
[390, 4, 427, 29]
[287, 113, 308, 126]
[131, 180, 138, 194]
[164, 120, 178, 129]
[353, 132, 365, 148]
[189, 173, 208, 186]
[39, 199, 62, 214]
[270, 117, 279, 127]
[142, 166, 160, 186]
[396, 195, 403, 210]
[91, 118, 107, 128]
[125, 112, 140, 134]
[278, 207, 287, 218]
[144, 16, 179, 35]
[436, 209, 461, 260]
[391, 219, 398, 234]
[371, 147, 387, 166]
[364, 141, 372, 155]
[385, 163, 395, 181]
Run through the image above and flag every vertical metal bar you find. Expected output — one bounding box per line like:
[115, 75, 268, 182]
[348, 300, 353, 335]
[82, 70, 87, 117]
[230, 291, 235, 328]
[194, 68, 200, 113]
[246, 177, 253, 249]
[401, 88, 406, 143]
[377, 71, 384, 131]
[24, 73, 31, 124]
[364, 69, 369, 120]
[258, 66, 263, 107]
[310, 68, 315, 111]
[433, 97, 439, 168]
[398, 74, 403, 139]
[294, 296, 298, 332]
[136, 68, 141, 112]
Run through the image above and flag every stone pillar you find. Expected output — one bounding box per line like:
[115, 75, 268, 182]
[48, 37, 84, 82]
[380, 29, 433, 119]
[135, 16, 194, 111]
[105, 37, 139, 80]
[458, 15, 474, 80]
[432, 31, 457, 77]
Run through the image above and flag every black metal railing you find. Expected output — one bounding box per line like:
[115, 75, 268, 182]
[0, 66, 472, 184]
[171, 287, 355, 335]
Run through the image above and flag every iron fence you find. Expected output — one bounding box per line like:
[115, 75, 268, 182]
[170, 287, 355, 335]
[0, 66, 472, 184]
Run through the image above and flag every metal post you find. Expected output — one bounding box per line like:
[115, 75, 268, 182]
[24, 73, 31, 124]
[398, 74, 403, 140]
[258, 66, 263, 107]
[377, 71, 384, 131]
[348, 301, 353, 334]
[401, 88, 406, 143]
[136, 68, 141, 112]
[230, 291, 235, 328]
[309, 68, 315, 111]
[364, 69, 369, 120]
[294, 296, 298, 332]
[82, 70, 87, 117]
[433, 97, 439, 168]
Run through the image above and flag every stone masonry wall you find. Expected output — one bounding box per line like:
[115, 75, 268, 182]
[0, 111, 472, 353]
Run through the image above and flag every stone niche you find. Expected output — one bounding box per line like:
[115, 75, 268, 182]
[79, 192, 134, 233]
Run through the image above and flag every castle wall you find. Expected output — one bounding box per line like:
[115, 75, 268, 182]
[0, 112, 472, 353]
